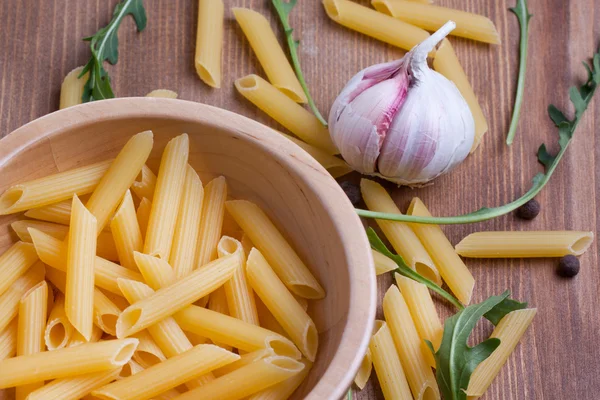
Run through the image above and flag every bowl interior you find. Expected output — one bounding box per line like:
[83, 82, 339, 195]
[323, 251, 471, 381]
[0, 99, 375, 399]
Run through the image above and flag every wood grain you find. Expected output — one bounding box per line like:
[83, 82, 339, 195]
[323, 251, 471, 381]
[0, 0, 598, 399]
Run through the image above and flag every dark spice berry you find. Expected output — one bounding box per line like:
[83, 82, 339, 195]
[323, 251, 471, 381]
[557, 255, 580, 277]
[339, 181, 362, 206]
[516, 199, 541, 220]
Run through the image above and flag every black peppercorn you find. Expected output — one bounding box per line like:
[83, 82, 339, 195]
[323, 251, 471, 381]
[339, 181, 362, 206]
[516, 199, 541, 220]
[557, 255, 580, 277]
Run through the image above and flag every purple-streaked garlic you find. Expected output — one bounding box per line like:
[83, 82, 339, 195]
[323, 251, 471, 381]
[329, 21, 474, 185]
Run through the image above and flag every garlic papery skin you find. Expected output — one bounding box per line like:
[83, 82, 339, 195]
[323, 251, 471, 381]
[328, 21, 475, 185]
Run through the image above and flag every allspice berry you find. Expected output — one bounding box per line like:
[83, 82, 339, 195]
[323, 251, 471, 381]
[516, 199, 541, 220]
[339, 181, 362, 206]
[557, 255, 580, 277]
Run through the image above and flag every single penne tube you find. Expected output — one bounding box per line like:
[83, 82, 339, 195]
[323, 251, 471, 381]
[455, 231, 595, 258]
[235, 74, 338, 154]
[246, 358, 312, 400]
[467, 309, 537, 397]
[0, 241, 38, 297]
[372, 249, 397, 276]
[407, 197, 475, 304]
[246, 249, 318, 362]
[136, 198, 152, 240]
[433, 39, 487, 152]
[195, 0, 224, 87]
[360, 179, 441, 284]
[144, 134, 189, 260]
[66, 195, 98, 341]
[255, 297, 287, 338]
[146, 89, 178, 99]
[24, 199, 74, 225]
[26, 368, 121, 400]
[11, 220, 119, 261]
[383, 286, 440, 400]
[195, 176, 227, 269]
[116, 253, 239, 337]
[44, 293, 74, 350]
[16, 281, 49, 400]
[131, 330, 167, 368]
[173, 356, 305, 400]
[0, 262, 45, 333]
[369, 321, 412, 400]
[226, 200, 324, 299]
[111, 190, 143, 270]
[354, 348, 373, 390]
[0, 159, 112, 215]
[395, 273, 443, 368]
[213, 347, 275, 377]
[0, 318, 18, 360]
[133, 252, 177, 290]
[59, 66, 89, 109]
[206, 286, 233, 352]
[232, 8, 306, 103]
[68, 325, 103, 347]
[119, 359, 145, 379]
[371, 0, 500, 44]
[170, 166, 204, 278]
[0, 339, 138, 388]
[131, 165, 157, 201]
[92, 345, 239, 400]
[29, 228, 143, 295]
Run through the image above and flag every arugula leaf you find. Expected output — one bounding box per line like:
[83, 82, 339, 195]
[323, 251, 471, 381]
[80, 0, 147, 102]
[483, 297, 528, 325]
[367, 228, 464, 309]
[272, 0, 328, 125]
[506, 0, 532, 145]
[356, 45, 600, 225]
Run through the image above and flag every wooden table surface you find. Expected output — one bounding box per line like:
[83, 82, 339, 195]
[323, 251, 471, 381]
[1, 0, 599, 399]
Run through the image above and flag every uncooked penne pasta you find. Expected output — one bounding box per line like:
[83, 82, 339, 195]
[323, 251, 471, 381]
[16, 281, 48, 400]
[133, 252, 177, 290]
[0, 160, 112, 215]
[0, 241, 38, 297]
[131, 330, 166, 368]
[59, 66, 89, 109]
[0, 319, 18, 360]
[354, 348, 373, 390]
[372, 249, 397, 276]
[195, 0, 224, 87]
[111, 190, 143, 270]
[0, 262, 45, 333]
[372, 0, 500, 44]
[146, 89, 178, 99]
[68, 325, 103, 347]
[136, 198, 152, 240]
[24, 199, 73, 225]
[93, 345, 239, 400]
[383, 286, 440, 400]
[370, 321, 412, 400]
[226, 200, 324, 299]
[467, 309, 537, 397]
[407, 197, 475, 305]
[26, 368, 121, 400]
[213, 348, 275, 377]
[206, 286, 233, 351]
[361, 179, 441, 284]
[235, 75, 338, 154]
[247, 358, 312, 400]
[232, 8, 306, 103]
[174, 356, 305, 400]
[131, 165, 157, 201]
[246, 249, 318, 362]
[195, 176, 226, 269]
[255, 297, 287, 338]
[66, 195, 98, 341]
[170, 166, 204, 278]
[119, 359, 145, 379]
[0, 339, 138, 388]
[44, 293, 74, 350]
[144, 134, 189, 260]
[455, 231, 594, 258]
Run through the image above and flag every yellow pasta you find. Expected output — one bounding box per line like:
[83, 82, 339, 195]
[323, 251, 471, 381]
[174, 356, 305, 400]
[354, 348, 373, 390]
[119, 359, 145, 379]
[433, 39, 488, 152]
[395, 273, 443, 368]
[467, 309, 537, 397]
[24, 199, 74, 225]
[241, 233, 254, 257]
[0, 160, 112, 215]
[93, 345, 239, 400]
[0, 241, 38, 297]
[16, 281, 48, 400]
[213, 347, 275, 377]
[0, 261, 45, 333]
[235, 74, 338, 154]
[26, 368, 121, 400]
[66, 195, 98, 340]
[68, 325, 103, 348]
[144, 134, 189, 260]
[361, 179, 441, 284]
[247, 358, 312, 400]
[370, 321, 412, 400]
[59, 66, 89, 109]
[132, 165, 157, 202]
[246, 249, 318, 362]
[232, 8, 306, 103]
[133, 252, 177, 290]
[383, 286, 440, 400]
[170, 166, 204, 278]
[255, 297, 287, 338]
[226, 200, 324, 299]
[131, 330, 167, 368]
[45, 293, 74, 350]
[372, 249, 397, 276]
[195, 176, 227, 269]
[0, 319, 18, 360]
[372, 0, 500, 44]
[206, 286, 233, 352]
[136, 198, 152, 240]
[195, 0, 224, 88]
[0, 339, 138, 388]
[456, 231, 594, 258]
[407, 197, 475, 305]
[111, 190, 143, 270]
[146, 89, 178, 99]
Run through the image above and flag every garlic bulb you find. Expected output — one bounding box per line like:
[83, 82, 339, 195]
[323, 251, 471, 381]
[329, 21, 474, 185]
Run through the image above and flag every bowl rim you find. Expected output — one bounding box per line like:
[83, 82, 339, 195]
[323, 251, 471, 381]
[0, 97, 376, 399]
